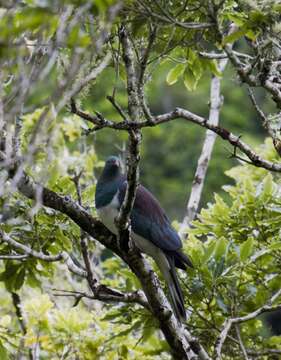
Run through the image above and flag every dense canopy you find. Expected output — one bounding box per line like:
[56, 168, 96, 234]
[1, 1, 281, 359]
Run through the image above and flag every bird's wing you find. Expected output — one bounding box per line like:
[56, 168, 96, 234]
[118, 180, 182, 252]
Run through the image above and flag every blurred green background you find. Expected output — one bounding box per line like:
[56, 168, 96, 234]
[84, 61, 273, 220]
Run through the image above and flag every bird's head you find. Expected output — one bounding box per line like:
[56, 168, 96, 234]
[102, 156, 122, 179]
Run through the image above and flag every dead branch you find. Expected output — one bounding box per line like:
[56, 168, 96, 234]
[179, 56, 228, 235]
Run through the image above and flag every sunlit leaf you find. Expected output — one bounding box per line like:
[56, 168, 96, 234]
[166, 64, 185, 85]
[240, 237, 254, 262]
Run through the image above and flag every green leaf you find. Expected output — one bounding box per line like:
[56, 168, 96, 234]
[214, 237, 228, 261]
[259, 174, 274, 202]
[206, 60, 222, 77]
[216, 296, 228, 313]
[166, 64, 185, 85]
[269, 242, 281, 250]
[227, 13, 247, 27]
[183, 68, 197, 91]
[141, 324, 154, 342]
[192, 59, 203, 80]
[240, 237, 254, 262]
[245, 29, 257, 41]
[0, 262, 22, 292]
[273, 4, 281, 11]
[202, 240, 216, 262]
[55, 228, 72, 251]
[222, 27, 248, 45]
[213, 257, 225, 278]
[119, 344, 129, 358]
[187, 49, 197, 65]
[0, 341, 8, 360]
[249, 10, 268, 25]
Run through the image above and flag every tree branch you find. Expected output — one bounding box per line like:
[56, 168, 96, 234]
[11, 292, 32, 360]
[247, 87, 270, 132]
[53, 288, 149, 309]
[0, 254, 29, 260]
[179, 57, 228, 235]
[11, 292, 27, 335]
[115, 25, 142, 251]
[0, 229, 87, 276]
[60, 52, 111, 109]
[72, 103, 281, 172]
[199, 51, 253, 60]
[246, 348, 281, 357]
[137, 24, 157, 122]
[223, 44, 281, 109]
[215, 288, 281, 359]
[106, 95, 129, 121]
[235, 324, 249, 360]
[134, 2, 212, 30]
[0, 228, 149, 309]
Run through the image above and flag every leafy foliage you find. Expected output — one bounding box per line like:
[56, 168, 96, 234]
[182, 139, 281, 356]
[1, 0, 281, 359]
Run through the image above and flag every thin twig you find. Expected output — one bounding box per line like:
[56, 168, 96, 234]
[134, 2, 212, 30]
[106, 95, 128, 121]
[247, 87, 274, 137]
[235, 324, 249, 360]
[53, 287, 149, 309]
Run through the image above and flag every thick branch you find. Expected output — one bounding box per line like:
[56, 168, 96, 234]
[137, 25, 157, 122]
[119, 25, 140, 121]
[116, 25, 142, 250]
[179, 58, 228, 234]
[116, 130, 141, 235]
[11, 292, 27, 335]
[247, 348, 281, 357]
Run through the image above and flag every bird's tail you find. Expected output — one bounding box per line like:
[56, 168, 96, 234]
[165, 255, 186, 322]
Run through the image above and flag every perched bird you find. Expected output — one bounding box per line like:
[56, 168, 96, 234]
[95, 156, 193, 321]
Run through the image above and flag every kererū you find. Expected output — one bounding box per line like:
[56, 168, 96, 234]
[95, 156, 193, 321]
